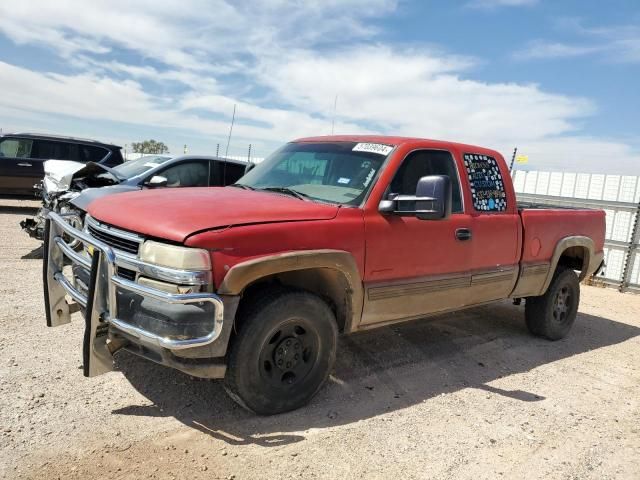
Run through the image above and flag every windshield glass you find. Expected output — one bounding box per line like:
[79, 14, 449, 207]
[236, 142, 392, 205]
[113, 155, 171, 179]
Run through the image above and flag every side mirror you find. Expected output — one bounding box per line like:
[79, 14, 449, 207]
[378, 175, 452, 220]
[144, 175, 168, 188]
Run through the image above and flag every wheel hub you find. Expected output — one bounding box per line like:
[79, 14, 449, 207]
[273, 337, 302, 371]
[553, 287, 571, 320]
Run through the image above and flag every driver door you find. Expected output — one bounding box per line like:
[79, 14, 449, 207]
[361, 149, 473, 325]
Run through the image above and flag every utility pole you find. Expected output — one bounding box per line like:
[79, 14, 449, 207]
[248, 144, 252, 163]
[183, 144, 188, 154]
[225, 104, 236, 159]
[216, 143, 220, 157]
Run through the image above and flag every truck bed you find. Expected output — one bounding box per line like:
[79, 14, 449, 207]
[517, 201, 595, 211]
[518, 206, 606, 265]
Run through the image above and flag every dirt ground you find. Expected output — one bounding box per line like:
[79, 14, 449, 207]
[0, 198, 639, 480]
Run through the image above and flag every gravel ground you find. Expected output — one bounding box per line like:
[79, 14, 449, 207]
[1, 198, 639, 480]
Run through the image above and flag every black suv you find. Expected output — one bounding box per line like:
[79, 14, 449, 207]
[0, 133, 124, 197]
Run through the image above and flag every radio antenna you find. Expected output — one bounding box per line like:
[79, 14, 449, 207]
[225, 104, 236, 158]
[331, 95, 338, 135]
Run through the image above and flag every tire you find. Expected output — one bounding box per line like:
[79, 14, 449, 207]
[224, 289, 338, 415]
[525, 266, 580, 340]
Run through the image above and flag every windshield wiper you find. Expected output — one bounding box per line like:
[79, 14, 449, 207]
[229, 183, 255, 190]
[260, 186, 309, 201]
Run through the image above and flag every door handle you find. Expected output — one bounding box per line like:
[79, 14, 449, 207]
[17, 162, 33, 167]
[455, 228, 472, 241]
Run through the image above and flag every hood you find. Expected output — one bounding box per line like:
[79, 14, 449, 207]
[42, 160, 121, 194]
[87, 187, 340, 243]
[42, 160, 86, 193]
[70, 184, 140, 211]
[68, 162, 121, 188]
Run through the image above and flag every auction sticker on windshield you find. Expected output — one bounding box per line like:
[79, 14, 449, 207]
[352, 143, 394, 156]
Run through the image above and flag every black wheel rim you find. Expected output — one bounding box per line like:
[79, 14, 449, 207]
[258, 320, 320, 388]
[552, 285, 573, 325]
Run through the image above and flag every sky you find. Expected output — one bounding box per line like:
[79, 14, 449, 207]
[0, 0, 638, 173]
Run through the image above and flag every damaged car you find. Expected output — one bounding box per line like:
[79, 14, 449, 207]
[21, 154, 249, 242]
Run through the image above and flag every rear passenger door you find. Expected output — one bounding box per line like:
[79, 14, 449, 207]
[0, 137, 40, 195]
[461, 152, 521, 304]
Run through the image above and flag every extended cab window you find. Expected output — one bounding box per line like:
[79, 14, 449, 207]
[389, 150, 463, 213]
[156, 160, 209, 187]
[463, 153, 507, 212]
[0, 138, 33, 158]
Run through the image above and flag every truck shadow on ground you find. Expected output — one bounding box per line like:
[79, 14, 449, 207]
[113, 301, 639, 447]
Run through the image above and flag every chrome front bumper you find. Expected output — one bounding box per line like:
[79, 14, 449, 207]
[43, 212, 225, 377]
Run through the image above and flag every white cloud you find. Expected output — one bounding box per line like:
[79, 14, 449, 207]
[513, 41, 603, 60]
[0, 1, 397, 69]
[466, 0, 538, 9]
[515, 136, 640, 173]
[259, 45, 592, 143]
[0, 60, 365, 153]
[0, 1, 637, 173]
[514, 20, 640, 63]
[585, 24, 640, 63]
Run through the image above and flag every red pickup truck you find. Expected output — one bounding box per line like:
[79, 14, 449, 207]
[43, 136, 605, 414]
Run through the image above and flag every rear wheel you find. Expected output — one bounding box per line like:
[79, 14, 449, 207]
[224, 289, 338, 415]
[525, 266, 580, 340]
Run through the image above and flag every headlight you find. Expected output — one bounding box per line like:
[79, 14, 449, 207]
[139, 240, 211, 270]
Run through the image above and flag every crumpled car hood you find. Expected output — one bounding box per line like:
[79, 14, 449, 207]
[42, 160, 120, 194]
[42, 160, 86, 193]
[87, 187, 341, 243]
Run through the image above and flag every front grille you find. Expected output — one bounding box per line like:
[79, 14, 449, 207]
[117, 267, 137, 281]
[88, 224, 140, 255]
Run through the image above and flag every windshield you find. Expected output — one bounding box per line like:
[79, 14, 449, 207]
[113, 155, 171, 179]
[236, 142, 392, 205]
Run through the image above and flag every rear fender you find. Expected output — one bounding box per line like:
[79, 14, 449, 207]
[541, 236, 596, 293]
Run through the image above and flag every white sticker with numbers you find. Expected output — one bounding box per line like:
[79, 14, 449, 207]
[352, 143, 394, 156]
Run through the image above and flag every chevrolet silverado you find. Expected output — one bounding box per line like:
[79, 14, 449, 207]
[43, 136, 605, 414]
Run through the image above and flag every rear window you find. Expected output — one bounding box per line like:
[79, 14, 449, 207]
[79, 145, 109, 163]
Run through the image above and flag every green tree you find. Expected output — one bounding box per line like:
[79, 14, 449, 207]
[131, 139, 169, 154]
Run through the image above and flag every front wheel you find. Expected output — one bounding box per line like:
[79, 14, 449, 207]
[525, 266, 580, 340]
[224, 289, 338, 415]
